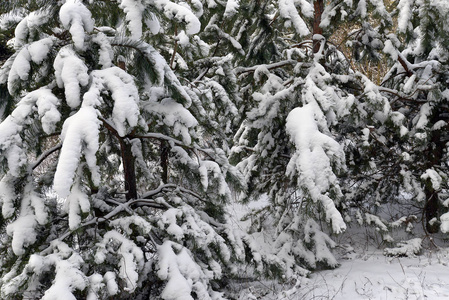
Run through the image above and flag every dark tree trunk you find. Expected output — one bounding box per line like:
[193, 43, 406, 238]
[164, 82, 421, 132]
[313, 0, 324, 54]
[424, 129, 444, 233]
[425, 188, 439, 233]
[160, 140, 169, 184]
[121, 138, 137, 200]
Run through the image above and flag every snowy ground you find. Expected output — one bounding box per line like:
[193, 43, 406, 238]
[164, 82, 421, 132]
[287, 250, 449, 300]
[229, 248, 449, 299]
[227, 200, 449, 299]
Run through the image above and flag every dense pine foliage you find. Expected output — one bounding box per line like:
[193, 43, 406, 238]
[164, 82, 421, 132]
[1, 0, 449, 299]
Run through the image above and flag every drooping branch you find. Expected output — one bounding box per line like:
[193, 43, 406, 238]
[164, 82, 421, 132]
[133, 133, 217, 161]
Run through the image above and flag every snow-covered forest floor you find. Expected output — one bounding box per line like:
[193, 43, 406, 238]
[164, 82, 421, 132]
[230, 248, 449, 300]
[227, 200, 449, 300]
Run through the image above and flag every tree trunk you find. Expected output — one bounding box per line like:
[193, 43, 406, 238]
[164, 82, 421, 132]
[424, 129, 443, 233]
[425, 187, 439, 233]
[121, 138, 137, 200]
[313, 0, 324, 54]
[161, 140, 169, 184]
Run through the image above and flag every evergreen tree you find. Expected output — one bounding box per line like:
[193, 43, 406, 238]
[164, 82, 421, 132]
[352, 0, 449, 237]
[230, 0, 413, 273]
[0, 0, 261, 298]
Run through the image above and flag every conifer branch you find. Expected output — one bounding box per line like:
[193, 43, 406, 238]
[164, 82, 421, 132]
[133, 133, 217, 161]
[234, 60, 300, 75]
[141, 183, 204, 203]
[194, 19, 226, 82]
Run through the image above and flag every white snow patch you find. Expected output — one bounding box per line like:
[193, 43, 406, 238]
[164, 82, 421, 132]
[154, 0, 201, 35]
[119, 0, 145, 39]
[285, 104, 346, 233]
[54, 106, 100, 198]
[278, 0, 311, 36]
[59, 0, 94, 50]
[54, 48, 89, 108]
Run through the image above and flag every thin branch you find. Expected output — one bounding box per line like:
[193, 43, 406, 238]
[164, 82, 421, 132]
[290, 40, 313, 49]
[170, 24, 178, 69]
[141, 183, 204, 203]
[133, 133, 217, 161]
[194, 19, 226, 82]
[128, 198, 171, 209]
[42, 202, 126, 255]
[133, 133, 186, 148]
[99, 117, 122, 139]
[379, 86, 430, 105]
[234, 60, 299, 75]
[40, 182, 214, 255]
[398, 53, 414, 77]
[31, 144, 62, 170]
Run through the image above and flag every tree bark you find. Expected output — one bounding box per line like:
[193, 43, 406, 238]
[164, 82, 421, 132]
[424, 129, 444, 233]
[425, 188, 439, 233]
[160, 140, 169, 184]
[313, 0, 324, 54]
[121, 138, 137, 200]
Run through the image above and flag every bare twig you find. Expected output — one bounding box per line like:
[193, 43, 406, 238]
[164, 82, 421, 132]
[31, 143, 62, 170]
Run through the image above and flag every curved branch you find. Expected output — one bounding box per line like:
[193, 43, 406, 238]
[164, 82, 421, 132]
[141, 183, 204, 203]
[133, 133, 217, 161]
[31, 143, 62, 170]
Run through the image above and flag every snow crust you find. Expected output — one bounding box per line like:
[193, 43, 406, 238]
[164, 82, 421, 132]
[0, 88, 60, 176]
[278, 0, 312, 36]
[54, 106, 100, 198]
[7, 47, 30, 93]
[4, 181, 50, 256]
[119, 0, 145, 39]
[0, 177, 15, 219]
[95, 230, 144, 292]
[397, 0, 413, 33]
[7, 37, 54, 94]
[421, 169, 443, 191]
[92, 32, 114, 68]
[224, 0, 240, 18]
[154, 0, 201, 35]
[157, 241, 217, 300]
[14, 10, 48, 49]
[85, 67, 140, 136]
[64, 180, 91, 230]
[286, 104, 346, 233]
[54, 48, 89, 108]
[7, 214, 38, 256]
[59, 0, 94, 50]
[144, 97, 197, 144]
[145, 12, 161, 34]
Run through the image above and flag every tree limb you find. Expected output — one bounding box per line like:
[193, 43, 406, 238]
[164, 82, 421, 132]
[31, 144, 62, 170]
